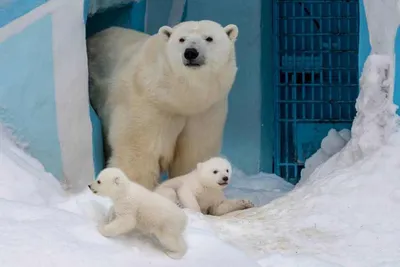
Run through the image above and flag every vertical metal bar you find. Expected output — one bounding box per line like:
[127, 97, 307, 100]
[284, 2, 289, 179]
[291, 0, 296, 177]
[319, 2, 323, 120]
[301, 4, 305, 120]
[348, 1, 354, 120]
[273, 0, 280, 176]
[311, 2, 315, 121]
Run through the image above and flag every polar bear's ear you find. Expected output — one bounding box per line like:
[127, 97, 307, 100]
[158, 26, 173, 41]
[113, 176, 120, 186]
[224, 24, 239, 42]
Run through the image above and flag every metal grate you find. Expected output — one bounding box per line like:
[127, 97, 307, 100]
[273, 0, 360, 184]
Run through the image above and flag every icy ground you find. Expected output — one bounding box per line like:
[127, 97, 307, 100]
[0, 55, 399, 267]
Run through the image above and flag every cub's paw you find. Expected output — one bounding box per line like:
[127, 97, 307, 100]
[237, 199, 254, 209]
[176, 201, 185, 209]
[165, 250, 186, 260]
[97, 224, 113, 237]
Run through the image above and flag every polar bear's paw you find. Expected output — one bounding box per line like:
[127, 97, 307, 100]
[165, 250, 186, 260]
[237, 199, 254, 209]
[97, 223, 117, 238]
[97, 224, 110, 237]
[176, 201, 185, 209]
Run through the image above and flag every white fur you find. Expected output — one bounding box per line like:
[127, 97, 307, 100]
[88, 168, 188, 259]
[154, 157, 254, 216]
[87, 20, 239, 190]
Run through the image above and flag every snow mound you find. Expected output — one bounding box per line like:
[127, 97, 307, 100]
[299, 128, 351, 184]
[208, 54, 400, 267]
[0, 127, 261, 266]
[225, 168, 294, 207]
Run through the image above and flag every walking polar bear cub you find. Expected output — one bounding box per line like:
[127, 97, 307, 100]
[155, 157, 254, 216]
[88, 168, 188, 259]
[87, 20, 239, 190]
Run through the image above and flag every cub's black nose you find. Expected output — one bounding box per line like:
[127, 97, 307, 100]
[222, 176, 228, 182]
[184, 48, 199, 60]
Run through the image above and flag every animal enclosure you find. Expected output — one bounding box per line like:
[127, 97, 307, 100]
[272, 0, 360, 184]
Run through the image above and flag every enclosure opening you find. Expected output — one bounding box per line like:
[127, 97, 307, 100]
[272, 0, 360, 184]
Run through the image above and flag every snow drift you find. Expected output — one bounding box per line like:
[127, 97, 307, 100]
[208, 54, 400, 267]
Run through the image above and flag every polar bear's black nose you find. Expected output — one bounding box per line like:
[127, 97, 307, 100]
[222, 176, 228, 182]
[184, 48, 199, 60]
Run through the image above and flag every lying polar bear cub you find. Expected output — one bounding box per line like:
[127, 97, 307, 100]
[155, 157, 254, 216]
[88, 167, 188, 259]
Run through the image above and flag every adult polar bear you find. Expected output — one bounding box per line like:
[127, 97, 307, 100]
[87, 20, 239, 190]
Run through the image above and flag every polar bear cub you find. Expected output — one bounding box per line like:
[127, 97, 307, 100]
[88, 167, 188, 259]
[155, 157, 254, 216]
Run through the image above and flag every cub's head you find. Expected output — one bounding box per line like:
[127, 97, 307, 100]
[158, 20, 238, 72]
[88, 167, 128, 198]
[196, 157, 232, 189]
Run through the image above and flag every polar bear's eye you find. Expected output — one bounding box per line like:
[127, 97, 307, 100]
[213, 170, 218, 174]
[226, 169, 229, 173]
[205, 37, 213, 42]
[97, 180, 101, 184]
[179, 38, 185, 43]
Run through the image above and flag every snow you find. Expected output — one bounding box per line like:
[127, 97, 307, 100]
[207, 54, 400, 267]
[0, 125, 261, 267]
[299, 128, 351, 184]
[363, 0, 400, 55]
[225, 169, 293, 207]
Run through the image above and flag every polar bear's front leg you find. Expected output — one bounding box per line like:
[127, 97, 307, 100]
[208, 199, 254, 216]
[107, 110, 161, 190]
[98, 216, 137, 237]
[170, 100, 228, 177]
[108, 150, 160, 190]
[176, 185, 201, 213]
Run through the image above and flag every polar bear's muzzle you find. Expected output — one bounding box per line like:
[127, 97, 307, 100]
[217, 176, 229, 186]
[183, 47, 205, 68]
[88, 184, 97, 194]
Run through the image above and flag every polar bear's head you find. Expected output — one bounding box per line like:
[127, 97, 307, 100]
[196, 157, 232, 189]
[158, 20, 238, 72]
[88, 167, 129, 198]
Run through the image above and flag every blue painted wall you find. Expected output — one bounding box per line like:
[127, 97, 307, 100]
[0, 15, 64, 179]
[0, 0, 46, 27]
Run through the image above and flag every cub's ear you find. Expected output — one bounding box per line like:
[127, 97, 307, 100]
[113, 176, 120, 186]
[158, 26, 173, 41]
[224, 24, 239, 42]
